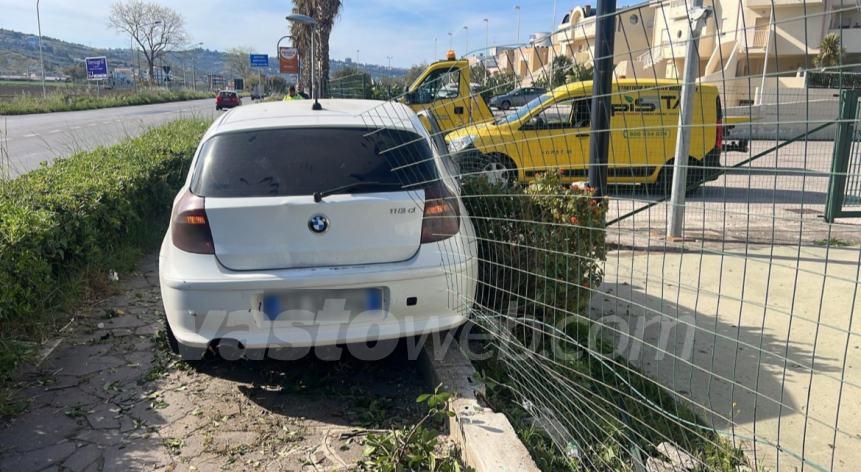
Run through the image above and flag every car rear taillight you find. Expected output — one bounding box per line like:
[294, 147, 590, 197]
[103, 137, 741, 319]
[420, 182, 460, 244]
[171, 190, 215, 254]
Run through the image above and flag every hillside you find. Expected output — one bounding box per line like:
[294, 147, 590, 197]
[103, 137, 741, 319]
[0, 28, 405, 81]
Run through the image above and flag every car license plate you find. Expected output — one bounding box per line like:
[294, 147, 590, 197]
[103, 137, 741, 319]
[262, 288, 384, 322]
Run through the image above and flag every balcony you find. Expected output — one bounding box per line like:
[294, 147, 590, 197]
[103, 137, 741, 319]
[747, 29, 771, 50]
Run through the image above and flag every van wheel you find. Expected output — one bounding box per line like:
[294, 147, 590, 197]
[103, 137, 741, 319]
[650, 158, 705, 196]
[476, 154, 516, 186]
[500, 100, 511, 111]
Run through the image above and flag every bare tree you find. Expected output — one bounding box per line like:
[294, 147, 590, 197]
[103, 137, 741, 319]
[226, 47, 254, 83]
[108, 0, 187, 85]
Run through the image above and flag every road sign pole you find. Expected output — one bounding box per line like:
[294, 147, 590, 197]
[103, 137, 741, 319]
[667, 0, 710, 239]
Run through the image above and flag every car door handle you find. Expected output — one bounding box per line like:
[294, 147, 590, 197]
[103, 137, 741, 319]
[575, 132, 589, 138]
[453, 106, 464, 114]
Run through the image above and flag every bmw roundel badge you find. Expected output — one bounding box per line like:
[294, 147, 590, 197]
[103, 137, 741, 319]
[308, 214, 329, 234]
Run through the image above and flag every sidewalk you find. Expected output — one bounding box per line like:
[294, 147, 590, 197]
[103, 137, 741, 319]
[592, 244, 861, 470]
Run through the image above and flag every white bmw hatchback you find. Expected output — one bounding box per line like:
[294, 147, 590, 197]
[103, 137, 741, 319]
[159, 100, 477, 359]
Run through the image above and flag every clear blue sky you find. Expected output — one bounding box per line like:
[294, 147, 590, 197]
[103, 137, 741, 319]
[0, 0, 589, 67]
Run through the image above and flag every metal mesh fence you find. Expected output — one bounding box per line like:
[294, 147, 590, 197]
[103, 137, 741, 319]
[342, 0, 861, 469]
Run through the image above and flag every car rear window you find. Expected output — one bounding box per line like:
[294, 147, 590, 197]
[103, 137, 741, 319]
[190, 127, 439, 198]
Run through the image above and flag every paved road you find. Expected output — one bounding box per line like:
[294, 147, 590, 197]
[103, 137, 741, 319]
[1, 98, 234, 177]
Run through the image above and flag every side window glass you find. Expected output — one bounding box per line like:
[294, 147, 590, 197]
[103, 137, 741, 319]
[526, 99, 575, 130]
[413, 68, 461, 104]
[571, 98, 591, 128]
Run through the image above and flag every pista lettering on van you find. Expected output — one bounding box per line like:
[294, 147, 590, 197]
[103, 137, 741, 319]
[612, 95, 680, 114]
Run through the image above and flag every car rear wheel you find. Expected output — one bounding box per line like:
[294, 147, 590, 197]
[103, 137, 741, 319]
[500, 100, 511, 111]
[474, 154, 516, 186]
[163, 315, 207, 361]
[649, 157, 706, 196]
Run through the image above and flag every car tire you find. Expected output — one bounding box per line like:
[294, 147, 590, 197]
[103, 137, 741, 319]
[216, 106, 221, 111]
[163, 315, 207, 361]
[650, 157, 704, 196]
[500, 100, 511, 111]
[469, 154, 517, 186]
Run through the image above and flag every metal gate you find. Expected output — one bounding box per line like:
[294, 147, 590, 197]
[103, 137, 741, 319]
[826, 90, 861, 221]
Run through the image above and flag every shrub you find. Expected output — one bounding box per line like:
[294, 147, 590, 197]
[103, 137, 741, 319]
[0, 88, 213, 115]
[0, 119, 209, 368]
[461, 171, 607, 323]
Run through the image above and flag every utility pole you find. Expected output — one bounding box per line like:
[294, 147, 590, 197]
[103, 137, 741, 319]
[448, 32, 453, 51]
[463, 25, 469, 56]
[36, 0, 46, 98]
[434, 37, 438, 60]
[587, 0, 616, 198]
[667, 0, 712, 238]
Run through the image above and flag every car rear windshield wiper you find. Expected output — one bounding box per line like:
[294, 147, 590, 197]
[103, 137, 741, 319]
[313, 181, 407, 203]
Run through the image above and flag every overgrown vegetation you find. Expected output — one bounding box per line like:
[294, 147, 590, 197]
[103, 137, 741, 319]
[0, 119, 209, 394]
[359, 385, 469, 472]
[0, 88, 212, 115]
[461, 172, 746, 470]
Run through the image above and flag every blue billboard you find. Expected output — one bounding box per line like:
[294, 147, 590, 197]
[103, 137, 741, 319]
[85, 56, 109, 80]
[249, 54, 269, 68]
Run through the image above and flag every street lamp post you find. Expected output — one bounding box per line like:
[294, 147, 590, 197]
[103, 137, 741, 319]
[434, 37, 438, 60]
[463, 26, 469, 56]
[286, 14, 321, 109]
[36, 0, 46, 98]
[514, 5, 521, 43]
[483, 19, 489, 84]
[448, 32, 453, 51]
[386, 56, 392, 70]
[191, 41, 203, 92]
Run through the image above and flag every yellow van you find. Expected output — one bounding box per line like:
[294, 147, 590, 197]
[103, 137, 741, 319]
[445, 79, 723, 189]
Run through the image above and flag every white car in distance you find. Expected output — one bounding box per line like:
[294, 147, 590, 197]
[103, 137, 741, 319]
[159, 99, 477, 360]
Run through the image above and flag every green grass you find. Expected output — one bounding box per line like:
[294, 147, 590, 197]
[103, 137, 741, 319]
[0, 118, 210, 412]
[0, 88, 213, 115]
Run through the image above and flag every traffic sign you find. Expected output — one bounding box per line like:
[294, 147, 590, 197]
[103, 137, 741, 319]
[85, 56, 108, 80]
[250, 54, 269, 68]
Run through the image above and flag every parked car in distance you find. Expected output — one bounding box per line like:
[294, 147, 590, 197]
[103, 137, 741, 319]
[159, 99, 478, 360]
[215, 90, 241, 110]
[489, 87, 547, 110]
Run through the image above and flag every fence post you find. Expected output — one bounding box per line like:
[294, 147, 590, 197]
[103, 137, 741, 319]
[667, 0, 711, 238]
[588, 0, 617, 198]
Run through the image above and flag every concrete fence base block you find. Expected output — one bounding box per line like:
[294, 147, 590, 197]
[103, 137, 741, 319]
[418, 329, 540, 472]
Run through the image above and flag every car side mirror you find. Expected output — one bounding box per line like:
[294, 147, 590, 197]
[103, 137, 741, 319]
[404, 91, 418, 104]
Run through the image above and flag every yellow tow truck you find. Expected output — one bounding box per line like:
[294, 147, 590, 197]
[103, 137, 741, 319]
[401, 51, 494, 134]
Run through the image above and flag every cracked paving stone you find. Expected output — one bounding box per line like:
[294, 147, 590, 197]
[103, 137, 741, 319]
[0, 406, 81, 453]
[73, 428, 124, 447]
[85, 403, 123, 430]
[0, 441, 77, 472]
[44, 345, 125, 377]
[62, 444, 103, 472]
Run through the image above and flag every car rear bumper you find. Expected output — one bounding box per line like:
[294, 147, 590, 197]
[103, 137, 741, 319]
[159, 236, 477, 350]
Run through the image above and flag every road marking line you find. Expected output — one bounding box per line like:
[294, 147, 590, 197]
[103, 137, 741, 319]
[23, 133, 38, 137]
[49, 129, 62, 134]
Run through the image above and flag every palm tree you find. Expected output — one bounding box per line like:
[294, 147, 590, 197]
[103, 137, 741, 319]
[291, 0, 342, 98]
[816, 32, 845, 69]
